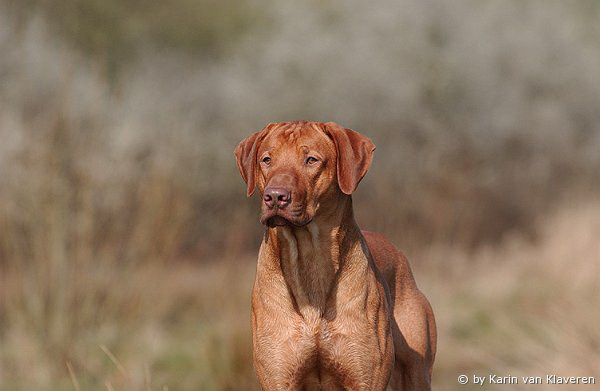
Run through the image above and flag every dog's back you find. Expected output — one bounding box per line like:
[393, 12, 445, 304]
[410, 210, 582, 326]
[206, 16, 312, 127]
[363, 230, 437, 389]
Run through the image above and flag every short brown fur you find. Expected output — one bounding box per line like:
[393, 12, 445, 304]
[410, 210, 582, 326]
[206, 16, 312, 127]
[235, 121, 436, 390]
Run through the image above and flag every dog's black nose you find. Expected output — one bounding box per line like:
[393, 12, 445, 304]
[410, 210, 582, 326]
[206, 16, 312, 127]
[263, 187, 291, 209]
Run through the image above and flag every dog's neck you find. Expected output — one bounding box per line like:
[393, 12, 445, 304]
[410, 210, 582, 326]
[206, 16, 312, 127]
[264, 195, 365, 316]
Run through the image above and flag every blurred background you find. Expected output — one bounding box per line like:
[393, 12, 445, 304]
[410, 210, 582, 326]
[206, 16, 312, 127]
[0, 0, 599, 390]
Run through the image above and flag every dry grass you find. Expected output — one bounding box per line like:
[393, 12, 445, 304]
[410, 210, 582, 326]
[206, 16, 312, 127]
[1, 196, 598, 390]
[425, 198, 600, 389]
[1, 259, 258, 390]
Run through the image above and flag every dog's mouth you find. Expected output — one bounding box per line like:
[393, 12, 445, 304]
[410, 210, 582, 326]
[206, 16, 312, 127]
[266, 216, 292, 227]
[260, 210, 311, 228]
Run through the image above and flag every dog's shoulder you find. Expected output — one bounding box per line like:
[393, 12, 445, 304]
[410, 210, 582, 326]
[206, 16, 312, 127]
[361, 230, 417, 290]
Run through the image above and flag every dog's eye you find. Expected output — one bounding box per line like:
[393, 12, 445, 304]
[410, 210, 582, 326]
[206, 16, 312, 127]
[305, 156, 319, 165]
[261, 156, 271, 165]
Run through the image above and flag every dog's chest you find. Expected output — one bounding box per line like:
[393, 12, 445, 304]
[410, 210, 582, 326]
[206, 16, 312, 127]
[292, 312, 373, 389]
[298, 311, 332, 343]
[297, 309, 365, 360]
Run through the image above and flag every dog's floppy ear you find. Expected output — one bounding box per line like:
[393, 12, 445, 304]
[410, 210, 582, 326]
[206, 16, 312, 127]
[234, 124, 274, 197]
[324, 122, 376, 195]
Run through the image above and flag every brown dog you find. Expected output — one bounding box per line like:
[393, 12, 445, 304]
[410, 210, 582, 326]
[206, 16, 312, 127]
[235, 121, 436, 390]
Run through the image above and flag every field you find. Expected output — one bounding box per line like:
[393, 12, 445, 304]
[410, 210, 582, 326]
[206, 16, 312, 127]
[2, 198, 598, 390]
[1, 1, 599, 389]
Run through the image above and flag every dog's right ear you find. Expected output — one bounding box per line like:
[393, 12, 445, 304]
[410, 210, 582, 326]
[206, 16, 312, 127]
[234, 131, 262, 197]
[234, 124, 274, 197]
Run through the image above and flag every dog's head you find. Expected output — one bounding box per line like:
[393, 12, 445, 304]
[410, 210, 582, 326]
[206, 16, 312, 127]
[234, 121, 375, 227]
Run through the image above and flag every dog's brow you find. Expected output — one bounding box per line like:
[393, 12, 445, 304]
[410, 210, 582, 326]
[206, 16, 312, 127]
[309, 122, 322, 133]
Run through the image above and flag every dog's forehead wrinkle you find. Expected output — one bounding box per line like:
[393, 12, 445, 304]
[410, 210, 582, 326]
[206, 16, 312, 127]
[263, 136, 332, 160]
[269, 121, 331, 141]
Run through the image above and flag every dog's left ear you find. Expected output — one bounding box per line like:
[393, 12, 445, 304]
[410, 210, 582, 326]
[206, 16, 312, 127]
[234, 124, 274, 197]
[324, 122, 376, 195]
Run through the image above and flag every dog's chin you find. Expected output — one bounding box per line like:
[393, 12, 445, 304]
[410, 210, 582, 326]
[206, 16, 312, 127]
[261, 212, 311, 228]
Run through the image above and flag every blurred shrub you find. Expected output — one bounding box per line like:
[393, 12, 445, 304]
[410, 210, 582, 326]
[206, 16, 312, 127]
[5, 0, 264, 76]
[1, 0, 600, 259]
